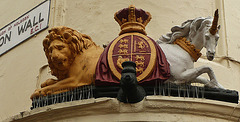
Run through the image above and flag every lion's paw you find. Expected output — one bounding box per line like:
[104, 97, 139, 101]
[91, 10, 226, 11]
[30, 88, 49, 99]
[41, 78, 57, 88]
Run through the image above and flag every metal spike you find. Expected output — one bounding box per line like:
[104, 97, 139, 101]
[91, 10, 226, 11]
[163, 83, 165, 96]
[91, 85, 93, 98]
[68, 89, 70, 101]
[59, 91, 61, 103]
[35, 98, 38, 108]
[72, 88, 75, 101]
[33, 97, 35, 109]
[69, 88, 71, 101]
[44, 96, 46, 107]
[196, 86, 199, 98]
[36, 98, 39, 108]
[77, 87, 79, 100]
[85, 86, 87, 99]
[168, 82, 169, 96]
[86, 86, 88, 99]
[44, 96, 47, 106]
[74, 88, 76, 100]
[64, 89, 66, 102]
[202, 87, 205, 98]
[67, 89, 70, 101]
[40, 96, 43, 107]
[56, 92, 59, 103]
[37, 96, 40, 107]
[71, 88, 74, 101]
[42, 96, 44, 107]
[39, 96, 42, 107]
[35, 98, 37, 108]
[60, 89, 62, 103]
[43, 96, 45, 106]
[73, 88, 75, 100]
[32, 98, 34, 109]
[89, 86, 92, 98]
[184, 84, 186, 98]
[158, 81, 160, 95]
[87, 86, 90, 99]
[53, 94, 56, 104]
[86, 86, 89, 99]
[32, 97, 35, 108]
[155, 81, 157, 95]
[54, 93, 57, 104]
[62, 90, 65, 103]
[178, 85, 180, 97]
[76, 87, 79, 100]
[58, 91, 61, 103]
[168, 82, 171, 96]
[47, 95, 49, 106]
[193, 86, 195, 98]
[83, 86, 85, 99]
[38, 96, 41, 107]
[76, 87, 78, 100]
[190, 85, 192, 97]
[38, 96, 40, 108]
[63, 89, 65, 102]
[80, 87, 83, 100]
[153, 87, 156, 95]
[42, 96, 45, 107]
[79, 88, 82, 100]
[51, 90, 53, 105]
[66, 89, 68, 102]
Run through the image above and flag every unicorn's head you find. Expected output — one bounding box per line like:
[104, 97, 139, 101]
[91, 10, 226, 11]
[203, 10, 221, 61]
[159, 9, 221, 61]
[190, 10, 221, 61]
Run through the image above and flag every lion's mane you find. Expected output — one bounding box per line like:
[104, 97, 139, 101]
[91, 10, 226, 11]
[43, 26, 96, 79]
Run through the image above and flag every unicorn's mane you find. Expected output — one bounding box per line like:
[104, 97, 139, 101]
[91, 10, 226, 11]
[157, 17, 212, 44]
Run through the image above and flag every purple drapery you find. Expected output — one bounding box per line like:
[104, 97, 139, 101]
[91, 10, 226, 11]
[95, 36, 170, 86]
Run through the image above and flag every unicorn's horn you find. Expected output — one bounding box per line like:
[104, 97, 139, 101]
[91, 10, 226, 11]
[209, 9, 219, 35]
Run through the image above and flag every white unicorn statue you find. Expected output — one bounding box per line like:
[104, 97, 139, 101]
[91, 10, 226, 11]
[157, 10, 224, 89]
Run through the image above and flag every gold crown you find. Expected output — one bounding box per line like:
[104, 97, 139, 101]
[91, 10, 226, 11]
[114, 5, 152, 35]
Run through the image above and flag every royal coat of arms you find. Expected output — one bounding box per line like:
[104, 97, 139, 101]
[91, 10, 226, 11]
[95, 5, 170, 85]
[108, 33, 156, 81]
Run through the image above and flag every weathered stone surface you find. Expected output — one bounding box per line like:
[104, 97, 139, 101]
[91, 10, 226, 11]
[6, 97, 240, 122]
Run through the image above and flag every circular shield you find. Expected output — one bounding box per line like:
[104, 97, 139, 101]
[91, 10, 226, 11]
[108, 33, 156, 81]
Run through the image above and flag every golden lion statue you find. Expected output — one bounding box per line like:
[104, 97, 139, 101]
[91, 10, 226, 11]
[30, 26, 103, 99]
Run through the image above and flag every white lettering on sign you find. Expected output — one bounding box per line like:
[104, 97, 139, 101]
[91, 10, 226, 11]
[0, 0, 50, 56]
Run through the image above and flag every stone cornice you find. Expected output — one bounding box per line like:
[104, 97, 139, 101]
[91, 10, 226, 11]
[5, 97, 240, 122]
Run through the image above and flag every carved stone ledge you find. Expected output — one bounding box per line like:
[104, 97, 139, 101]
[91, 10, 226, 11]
[5, 97, 240, 122]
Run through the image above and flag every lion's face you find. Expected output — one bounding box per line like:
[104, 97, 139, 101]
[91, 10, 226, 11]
[43, 26, 96, 79]
[48, 39, 73, 71]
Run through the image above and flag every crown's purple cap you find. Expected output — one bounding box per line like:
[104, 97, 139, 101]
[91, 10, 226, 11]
[114, 5, 152, 35]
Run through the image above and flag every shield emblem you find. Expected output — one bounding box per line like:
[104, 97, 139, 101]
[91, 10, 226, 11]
[108, 33, 156, 81]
